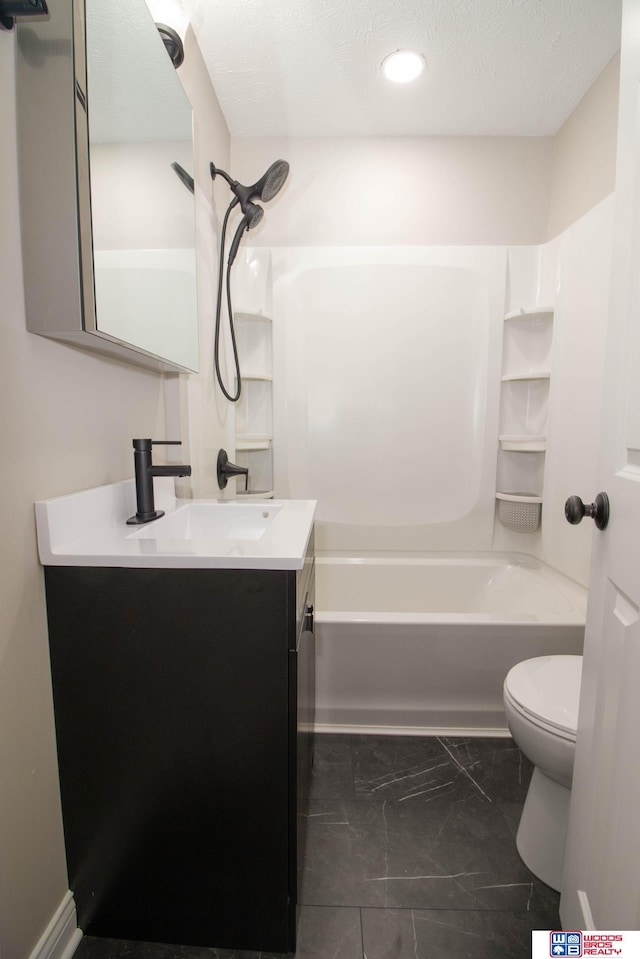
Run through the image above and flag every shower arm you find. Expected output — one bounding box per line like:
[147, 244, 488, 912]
[210, 163, 238, 192]
[211, 165, 257, 218]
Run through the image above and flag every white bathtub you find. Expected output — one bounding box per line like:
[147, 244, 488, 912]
[314, 552, 586, 736]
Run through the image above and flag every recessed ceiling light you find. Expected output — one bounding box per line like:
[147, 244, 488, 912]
[381, 50, 425, 84]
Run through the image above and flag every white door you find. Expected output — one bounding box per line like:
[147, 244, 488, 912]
[561, 0, 640, 930]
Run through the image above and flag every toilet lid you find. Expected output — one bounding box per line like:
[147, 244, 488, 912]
[504, 655, 582, 736]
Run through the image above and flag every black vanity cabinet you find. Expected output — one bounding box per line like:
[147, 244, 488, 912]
[43, 533, 314, 954]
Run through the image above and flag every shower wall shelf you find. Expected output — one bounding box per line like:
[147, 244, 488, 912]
[495, 492, 543, 504]
[499, 435, 547, 452]
[501, 371, 551, 382]
[496, 304, 554, 530]
[232, 250, 275, 498]
[236, 435, 273, 452]
[235, 311, 272, 324]
[504, 307, 554, 322]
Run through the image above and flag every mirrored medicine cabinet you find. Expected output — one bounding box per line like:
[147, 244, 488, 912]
[16, 0, 199, 372]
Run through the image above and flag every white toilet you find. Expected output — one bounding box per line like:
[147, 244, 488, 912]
[503, 654, 582, 892]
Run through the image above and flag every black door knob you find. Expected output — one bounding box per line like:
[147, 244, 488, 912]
[564, 492, 610, 530]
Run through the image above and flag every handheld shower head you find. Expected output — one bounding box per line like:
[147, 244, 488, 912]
[244, 201, 264, 230]
[228, 202, 264, 266]
[210, 157, 290, 404]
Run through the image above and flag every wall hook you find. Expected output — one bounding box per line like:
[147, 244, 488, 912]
[0, 1, 49, 31]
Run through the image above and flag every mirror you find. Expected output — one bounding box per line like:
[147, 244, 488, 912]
[86, 0, 198, 371]
[16, 0, 199, 373]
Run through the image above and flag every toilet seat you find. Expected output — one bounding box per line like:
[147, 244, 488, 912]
[504, 685, 577, 743]
[504, 655, 582, 739]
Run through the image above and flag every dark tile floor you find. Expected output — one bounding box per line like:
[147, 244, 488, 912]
[75, 734, 559, 959]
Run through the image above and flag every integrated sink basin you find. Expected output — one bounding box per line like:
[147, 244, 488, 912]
[127, 502, 282, 543]
[35, 478, 315, 570]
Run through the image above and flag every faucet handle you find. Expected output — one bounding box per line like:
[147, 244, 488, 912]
[131, 438, 182, 451]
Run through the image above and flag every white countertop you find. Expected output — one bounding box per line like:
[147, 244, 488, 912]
[35, 478, 316, 570]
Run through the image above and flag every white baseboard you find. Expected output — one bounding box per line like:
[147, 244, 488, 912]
[577, 889, 596, 929]
[313, 722, 512, 738]
[28, 892, 82, 959]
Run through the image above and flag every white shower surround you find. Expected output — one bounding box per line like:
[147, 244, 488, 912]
[267, 196, 613, 580]
[272, 246, 508, 553]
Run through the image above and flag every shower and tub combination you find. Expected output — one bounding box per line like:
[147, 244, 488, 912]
[264, 239, 599, 736]
[313, 553, 585, 733]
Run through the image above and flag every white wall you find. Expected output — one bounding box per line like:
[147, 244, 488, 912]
[0, 30, 168, 959]
[549, 52, 620, 239]
[0, 22, 232, 959]
[231, 55, 618, 251]
[233, 136, 554, 247]
[172, 26, 235, 498]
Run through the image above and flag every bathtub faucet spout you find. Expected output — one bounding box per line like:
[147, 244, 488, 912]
[217, 449, 249, 491]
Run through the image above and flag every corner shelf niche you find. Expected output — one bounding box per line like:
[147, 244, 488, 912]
[232, 251, 275, 498]
[496, 306, 553, 531]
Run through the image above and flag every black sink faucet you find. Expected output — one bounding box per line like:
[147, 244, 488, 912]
[126, 438, 192, 525]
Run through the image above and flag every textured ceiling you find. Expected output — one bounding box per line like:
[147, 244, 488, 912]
[185, 0, 622, 138]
